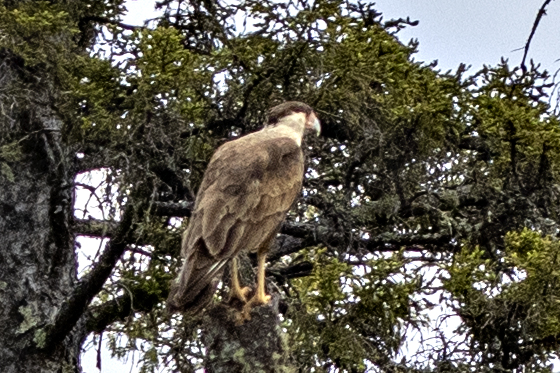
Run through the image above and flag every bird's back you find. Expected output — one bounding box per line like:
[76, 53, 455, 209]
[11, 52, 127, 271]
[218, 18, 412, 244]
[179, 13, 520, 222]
[167, 127, 304, 313]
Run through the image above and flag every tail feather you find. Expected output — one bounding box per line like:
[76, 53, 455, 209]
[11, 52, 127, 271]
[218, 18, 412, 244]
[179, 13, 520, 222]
[167, 247, 229, 314]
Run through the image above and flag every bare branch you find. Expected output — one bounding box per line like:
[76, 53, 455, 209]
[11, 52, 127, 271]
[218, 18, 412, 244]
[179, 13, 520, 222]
[82, 15, 144, 31]
[520, 0, 555, 72]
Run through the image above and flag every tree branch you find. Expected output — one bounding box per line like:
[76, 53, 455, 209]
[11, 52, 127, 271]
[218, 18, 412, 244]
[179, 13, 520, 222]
[75, 204, 455, 256]
[73, 201, 194, 238]
[267, 261, 314, 283]
[77, 217, 454, 333]
[73, 218, 118, 238]
[44, 204, 139, 349]
[361, 232, 453, 253]
[84, 282, 169, 334]
[267, 234, 306, 262]
[82, 15, 143, 31]
[74, 204, 313, 237]
[153, 200, 194, 217]
[521, 0, 554, 72]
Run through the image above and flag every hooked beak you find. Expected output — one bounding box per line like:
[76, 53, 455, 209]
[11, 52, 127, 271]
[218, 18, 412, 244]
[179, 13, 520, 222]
[306, 113, 321, 137]
[313, 117, 321, 137]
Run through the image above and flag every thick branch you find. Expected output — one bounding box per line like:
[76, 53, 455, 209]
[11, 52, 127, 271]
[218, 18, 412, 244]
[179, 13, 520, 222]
[361, 232, 453, 252]
[202, 297, 293, 372]
[44, 205, 138, 349]
[153, 201, 194, 217]
[267, 234, 306, 262]
[84, 283, 169, 334]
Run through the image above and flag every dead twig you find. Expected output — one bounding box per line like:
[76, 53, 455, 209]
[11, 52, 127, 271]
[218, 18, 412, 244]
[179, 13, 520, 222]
[520, 0, 555, 72]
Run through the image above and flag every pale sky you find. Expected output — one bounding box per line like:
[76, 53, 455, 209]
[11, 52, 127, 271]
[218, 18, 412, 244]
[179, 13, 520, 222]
[375, 0, 560, 74]
[81, 1, 560, 372]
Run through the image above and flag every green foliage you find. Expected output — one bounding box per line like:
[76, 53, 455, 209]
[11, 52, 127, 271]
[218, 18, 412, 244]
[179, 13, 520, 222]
[506, 229, 560, 338]
[0, 1, 76, 66]
[468, 64, 560, 185]
[288, 249, 423, 371]
[7, 0, 560, 371]
[445, 229, 560, 371]
[61, 0, 560, 370]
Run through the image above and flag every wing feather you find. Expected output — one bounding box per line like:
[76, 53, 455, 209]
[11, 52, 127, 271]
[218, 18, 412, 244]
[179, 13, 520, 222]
[167, 133, 304, 313]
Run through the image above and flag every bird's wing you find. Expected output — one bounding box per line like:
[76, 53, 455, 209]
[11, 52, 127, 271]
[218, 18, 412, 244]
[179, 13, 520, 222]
[167, 134, 304, 312]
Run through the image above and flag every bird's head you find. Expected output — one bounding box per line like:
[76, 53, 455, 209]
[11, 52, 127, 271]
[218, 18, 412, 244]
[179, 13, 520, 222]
[267, 101, 321, 137]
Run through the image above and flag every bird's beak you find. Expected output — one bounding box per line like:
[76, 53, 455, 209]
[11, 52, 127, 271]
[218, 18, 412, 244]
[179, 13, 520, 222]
[312, 117, 321, 137]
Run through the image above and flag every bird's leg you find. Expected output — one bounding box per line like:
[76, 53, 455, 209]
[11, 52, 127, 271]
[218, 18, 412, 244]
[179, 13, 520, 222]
[254, 250, 271, 304]
[241, 249, 271, 319]
[229, 257, 251, 303]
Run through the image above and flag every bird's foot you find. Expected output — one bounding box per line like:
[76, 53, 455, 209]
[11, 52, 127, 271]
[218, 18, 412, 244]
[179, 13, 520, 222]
[228, 286, 252, 307]
[238, 293, 272, 322]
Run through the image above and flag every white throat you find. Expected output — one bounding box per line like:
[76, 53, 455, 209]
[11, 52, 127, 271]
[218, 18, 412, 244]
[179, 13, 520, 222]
[265, 112, 306, 146]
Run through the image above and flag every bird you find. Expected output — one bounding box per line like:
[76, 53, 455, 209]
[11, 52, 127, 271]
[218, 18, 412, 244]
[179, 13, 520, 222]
[166, 101, 321, 318]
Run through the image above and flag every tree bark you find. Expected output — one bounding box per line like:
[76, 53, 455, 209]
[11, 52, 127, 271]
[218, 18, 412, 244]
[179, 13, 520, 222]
[202, 296, 294, 373]
[0, 108, 82, 372]
[0, 6, 85, 368]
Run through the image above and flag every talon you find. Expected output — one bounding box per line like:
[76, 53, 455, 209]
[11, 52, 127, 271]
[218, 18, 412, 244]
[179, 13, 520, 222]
[239, 293, 272, 321]
[259, 294, 272, 304]
[238, 307, 252, 323]
[241, 286, 252, 298]
[232, 247, 272, 322]
[229, 286, 252, 303]
[235, 310, 248, 325]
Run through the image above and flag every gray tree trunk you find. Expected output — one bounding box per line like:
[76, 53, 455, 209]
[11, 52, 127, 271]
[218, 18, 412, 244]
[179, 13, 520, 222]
[0, 12, 84, 366]
[0, 107, 82, 371]
[202, 296, 294, 373]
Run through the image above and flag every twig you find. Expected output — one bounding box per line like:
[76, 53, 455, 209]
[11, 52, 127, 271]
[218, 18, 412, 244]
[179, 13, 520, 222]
[83, 16, 143, 32]
[520, 0, 555, 72]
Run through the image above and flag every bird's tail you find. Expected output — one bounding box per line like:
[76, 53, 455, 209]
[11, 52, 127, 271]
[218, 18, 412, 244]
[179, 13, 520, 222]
[166, 245, 228, 314]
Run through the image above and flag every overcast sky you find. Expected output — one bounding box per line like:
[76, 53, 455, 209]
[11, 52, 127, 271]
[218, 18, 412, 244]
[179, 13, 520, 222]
[376, 0, 560, 75]
[81, 1, 560, 371]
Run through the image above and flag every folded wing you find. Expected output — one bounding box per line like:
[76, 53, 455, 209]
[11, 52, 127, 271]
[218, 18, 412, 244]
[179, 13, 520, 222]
[167, 134, 304, 313]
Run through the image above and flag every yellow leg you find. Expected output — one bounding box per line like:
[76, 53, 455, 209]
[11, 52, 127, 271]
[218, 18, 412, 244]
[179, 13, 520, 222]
[254, 250, 271, 304]
[229, 257, 251, 303]
[240, 250, 271, 320]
